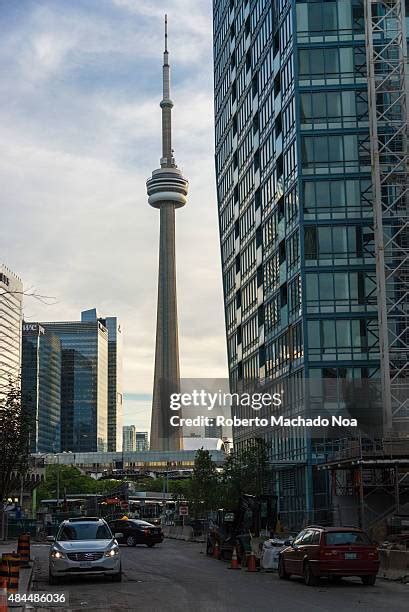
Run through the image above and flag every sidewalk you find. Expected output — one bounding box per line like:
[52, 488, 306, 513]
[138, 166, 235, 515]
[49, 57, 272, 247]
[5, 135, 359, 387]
[0, 541, 35, 611]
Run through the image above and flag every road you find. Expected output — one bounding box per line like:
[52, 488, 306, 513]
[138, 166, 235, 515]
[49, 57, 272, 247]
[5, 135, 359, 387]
[29, 539, 408, 612]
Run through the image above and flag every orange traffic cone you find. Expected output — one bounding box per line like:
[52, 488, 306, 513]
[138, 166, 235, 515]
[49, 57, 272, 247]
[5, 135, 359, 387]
[213, 540, 220, 560]
[229, 546, 240, 570]
[247, 552, 257, 572]
[0, 577, 7, 612]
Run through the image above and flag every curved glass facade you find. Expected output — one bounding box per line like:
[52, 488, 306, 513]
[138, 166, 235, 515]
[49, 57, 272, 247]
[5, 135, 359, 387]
[213, 0, 385, 528]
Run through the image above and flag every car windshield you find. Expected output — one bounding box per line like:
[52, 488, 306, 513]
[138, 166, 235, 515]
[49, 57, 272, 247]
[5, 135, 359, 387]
[57, 523, 112, 541]
[325, 531, 370, 546]
[129, 520, 153, 527]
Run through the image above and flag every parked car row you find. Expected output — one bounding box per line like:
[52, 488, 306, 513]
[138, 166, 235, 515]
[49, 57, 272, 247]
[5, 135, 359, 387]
[46, 517, 378, 588]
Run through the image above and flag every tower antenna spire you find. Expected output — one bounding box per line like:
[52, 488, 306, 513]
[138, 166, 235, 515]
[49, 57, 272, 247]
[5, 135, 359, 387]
[161, 14, 174, 166]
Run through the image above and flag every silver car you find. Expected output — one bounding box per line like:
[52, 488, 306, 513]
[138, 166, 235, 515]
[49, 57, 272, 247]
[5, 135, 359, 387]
[48, 517, 122, 584]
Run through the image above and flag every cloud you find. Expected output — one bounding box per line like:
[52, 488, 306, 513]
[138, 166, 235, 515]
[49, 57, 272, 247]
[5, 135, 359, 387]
[0, 0, 227, 429]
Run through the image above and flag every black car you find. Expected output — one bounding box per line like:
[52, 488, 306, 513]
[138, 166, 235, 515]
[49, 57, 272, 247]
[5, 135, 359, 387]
[109, 519, 163, 547]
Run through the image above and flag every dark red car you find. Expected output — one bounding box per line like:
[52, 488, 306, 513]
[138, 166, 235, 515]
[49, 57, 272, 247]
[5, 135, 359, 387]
[278, 526, 379, 586]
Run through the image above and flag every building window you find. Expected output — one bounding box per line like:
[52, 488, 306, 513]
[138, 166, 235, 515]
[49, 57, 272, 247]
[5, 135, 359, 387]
[305, 271, 377, 314]
[223, 263, 236, 299]
[221, 229, 235, 265]
[243, 353, 259, 383]
[298, 46, 367, 85]
[228, 332, 238, 365]
[302, 178, 372, 220]
[239, 201, 256, 241]
[263, 251, 280, 295]
[288, 274, 302, 317]
[287, 230, 300, 269]
[265, 294, 280, 334]
[300, 90, 368, 129]
[265, 331, 291, 379]
[307, 318, 378, 360]
[262, 210, 279, 255]
[242, 314, 258, 353]
[241, 238, 257, 280]
[304, 225, 375, 264]
[242, 276, 258, 316]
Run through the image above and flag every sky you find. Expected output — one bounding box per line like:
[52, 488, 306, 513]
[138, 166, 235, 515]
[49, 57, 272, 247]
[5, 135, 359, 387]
[0, 0, 228, 432]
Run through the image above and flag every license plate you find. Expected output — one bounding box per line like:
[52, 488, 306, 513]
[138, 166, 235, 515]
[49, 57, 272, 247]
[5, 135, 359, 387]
[345, 553, 357, 560]
[79, 562, 92, 568]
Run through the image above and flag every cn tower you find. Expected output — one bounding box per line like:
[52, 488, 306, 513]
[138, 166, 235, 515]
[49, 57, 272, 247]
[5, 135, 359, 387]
[146, 16, 188, 451]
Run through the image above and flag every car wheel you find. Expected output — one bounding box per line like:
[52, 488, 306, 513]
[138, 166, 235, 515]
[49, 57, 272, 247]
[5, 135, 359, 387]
[147, 543, 155, 548]
[303, 561, 319, 586]
[278, 557, 290, 580]
[361, 575, 376, 586]
[49, 571, 59, 585]
[126, 535, 136, 547]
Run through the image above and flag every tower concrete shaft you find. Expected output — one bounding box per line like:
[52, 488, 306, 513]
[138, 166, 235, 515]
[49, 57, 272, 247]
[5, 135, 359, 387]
[150, 204, 180, 450]
[146, 16, 188, 451]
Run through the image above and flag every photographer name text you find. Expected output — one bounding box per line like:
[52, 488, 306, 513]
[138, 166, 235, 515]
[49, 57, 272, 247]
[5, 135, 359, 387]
[169, 415, 358, 428]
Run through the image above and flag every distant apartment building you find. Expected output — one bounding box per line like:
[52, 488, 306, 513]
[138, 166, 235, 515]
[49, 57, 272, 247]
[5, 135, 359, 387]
[81, 309, 123, 452]
[123, 425, 136, 451]
[135, 431, 149, 452]
[0, 264, 23, 393]
[41, 318, 108, 453]
[123, 428, 149, 452]
[21, 323, 61, 453]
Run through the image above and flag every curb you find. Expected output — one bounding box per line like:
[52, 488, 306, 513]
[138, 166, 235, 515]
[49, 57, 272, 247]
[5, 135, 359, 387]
[7, 558, 35, 612]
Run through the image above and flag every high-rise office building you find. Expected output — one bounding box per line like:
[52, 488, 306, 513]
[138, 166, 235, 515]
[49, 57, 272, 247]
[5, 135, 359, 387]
[0, 264, 23, 394]
[82, 309, 123, 452]
[21, 322, 61, 453]
[41, 318, 108, 452]
[213, 0, 407, 527]
[123, 425, 136, 451]
[147, 17, 189, 451]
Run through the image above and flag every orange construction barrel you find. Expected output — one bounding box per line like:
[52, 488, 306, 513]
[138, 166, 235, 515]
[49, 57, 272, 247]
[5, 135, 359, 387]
[0, 576, 8, 612]
[17, 534, 30, 567]
[2, 554, 20, 595]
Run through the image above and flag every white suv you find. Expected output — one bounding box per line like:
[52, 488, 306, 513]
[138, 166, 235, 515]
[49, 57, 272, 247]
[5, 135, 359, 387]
[48, 517, 122, 584]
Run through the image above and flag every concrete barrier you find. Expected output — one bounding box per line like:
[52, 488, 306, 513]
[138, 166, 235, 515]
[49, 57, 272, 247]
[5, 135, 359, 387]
[180, 526, 194, 541]
[162, 525, 195, 541]
[378, 549, 409, 581]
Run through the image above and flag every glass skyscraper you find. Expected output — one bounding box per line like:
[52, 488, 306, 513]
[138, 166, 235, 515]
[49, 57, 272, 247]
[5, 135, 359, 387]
[213, 0, 385, 527]
[81, 309, 123, 452]
[21, 323, 61, 453]
[41, 319, 108, 453]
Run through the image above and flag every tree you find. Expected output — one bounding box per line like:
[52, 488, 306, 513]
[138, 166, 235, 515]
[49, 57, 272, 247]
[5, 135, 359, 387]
[0, 379, 31, 505]
[219, 439, 272, 511]
[36, 465, 123, 501]
[169, 479, 191, 501]
[185, 449, 220, 517]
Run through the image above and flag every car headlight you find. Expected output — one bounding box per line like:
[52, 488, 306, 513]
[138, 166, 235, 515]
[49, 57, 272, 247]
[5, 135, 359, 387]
[50, 550, 65, 559]
[105, 546, 120, 557]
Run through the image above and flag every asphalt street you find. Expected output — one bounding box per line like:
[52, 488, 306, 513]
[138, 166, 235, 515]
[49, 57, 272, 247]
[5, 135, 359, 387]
[29, 539, 408, 612]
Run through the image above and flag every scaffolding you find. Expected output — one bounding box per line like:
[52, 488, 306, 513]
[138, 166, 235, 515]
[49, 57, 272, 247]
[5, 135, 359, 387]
[316, 436, 409, 534]
[364, 0, 409, 427]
